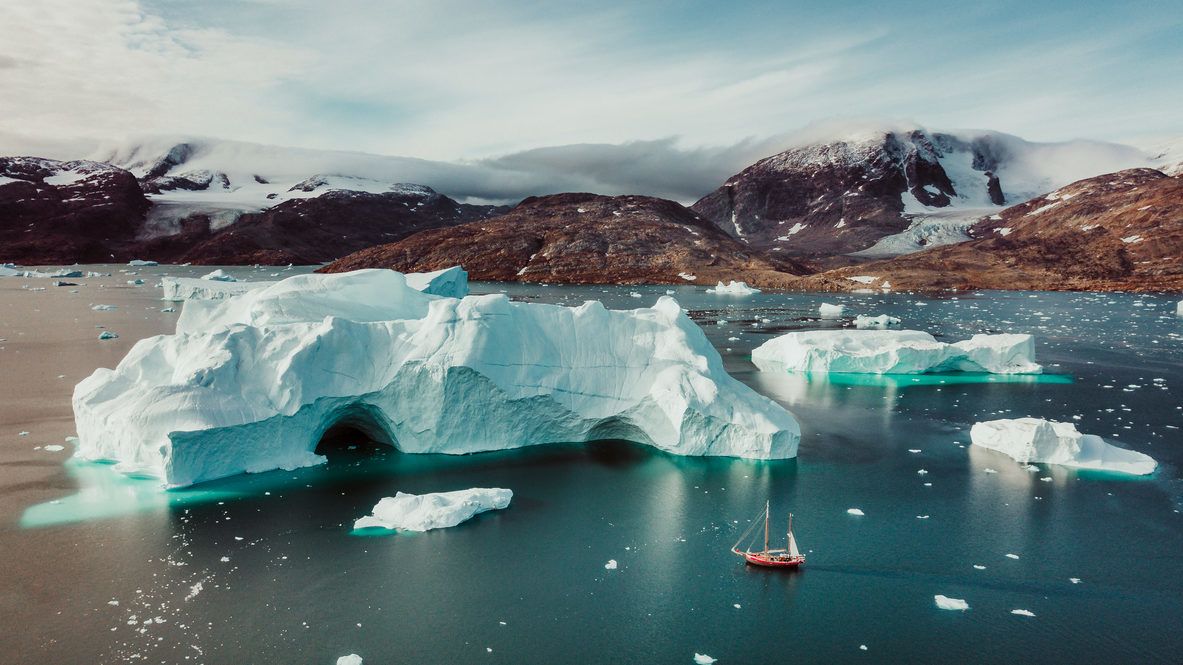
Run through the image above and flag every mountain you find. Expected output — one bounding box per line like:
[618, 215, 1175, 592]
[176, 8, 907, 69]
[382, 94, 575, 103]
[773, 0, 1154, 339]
[691, 126, 1148, 264]
[321, 193, 814, 287]
[0, 157, 150, 263]
[1, 140, 507, 264]
[811, 168, 1183, 292]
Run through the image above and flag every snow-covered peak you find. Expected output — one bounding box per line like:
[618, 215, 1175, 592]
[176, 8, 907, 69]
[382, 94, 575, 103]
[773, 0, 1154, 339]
[0, 156, 127, 185]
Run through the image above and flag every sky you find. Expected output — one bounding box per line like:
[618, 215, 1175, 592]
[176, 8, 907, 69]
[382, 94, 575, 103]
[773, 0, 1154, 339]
[1, 0, 1181, 171]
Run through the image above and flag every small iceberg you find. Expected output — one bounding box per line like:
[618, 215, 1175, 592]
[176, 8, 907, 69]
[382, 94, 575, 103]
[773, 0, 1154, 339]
[847, 508, 865, 516]
[693, 654, 717, 664]
[970, 418, 1156, 475]
[707, 280, 760, 296]
[1011, 609, 1036, 617]
[752, 330, 1042, 375]
[854, 314, 901, 329]
[934, 595, 969, 611]
[336, 655, 363, 665]
[200, 269, 239, 282]
[353, 488, 512, 532]
[128, 259, 158, 267]
[818, 303, 845, 318]
[97, 331, 118, 340]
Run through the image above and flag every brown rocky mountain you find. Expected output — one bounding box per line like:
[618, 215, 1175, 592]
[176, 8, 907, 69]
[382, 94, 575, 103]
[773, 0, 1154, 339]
[0, 157, 151, 263]
[811, 168, 1183, 292]
[320, 193, 815, 288]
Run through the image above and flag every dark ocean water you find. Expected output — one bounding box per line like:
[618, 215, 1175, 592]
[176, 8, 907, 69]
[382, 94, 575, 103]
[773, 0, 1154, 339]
[4, 276, 1182, 664]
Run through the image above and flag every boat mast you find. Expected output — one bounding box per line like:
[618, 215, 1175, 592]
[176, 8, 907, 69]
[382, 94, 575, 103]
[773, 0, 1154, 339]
[763, 500, 770, 554]
[787, 512, 793, 549]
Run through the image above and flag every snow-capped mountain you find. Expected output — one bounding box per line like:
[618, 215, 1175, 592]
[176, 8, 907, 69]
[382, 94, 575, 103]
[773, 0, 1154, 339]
[691, 125, 1149, 262]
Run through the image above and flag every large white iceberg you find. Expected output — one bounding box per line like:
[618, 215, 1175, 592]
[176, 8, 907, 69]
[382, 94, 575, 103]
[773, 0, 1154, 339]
[73, 269, 799, 487]
[970, 418, 1157, 475]
[354, 488, 512, 531]
[752, 330, 1042, 375]
[707, 280, 760, 295]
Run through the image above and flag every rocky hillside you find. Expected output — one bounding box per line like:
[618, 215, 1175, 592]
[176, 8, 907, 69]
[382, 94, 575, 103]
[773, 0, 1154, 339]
[0, 157, 150, 263]
[321, 193, 815, 288]
[812, 168, 1183, 291]
[691, 128, 1146, 263]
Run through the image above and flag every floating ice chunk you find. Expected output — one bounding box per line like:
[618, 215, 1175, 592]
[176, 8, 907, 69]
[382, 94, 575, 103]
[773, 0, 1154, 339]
[970, 419, 1157, 475]
[1011, 609, 1035, 617]
[605, 559, 618, 570]
[847, 508, 865, 516]
[128, 260, 158, 267]
[43, 444, 65, 452]
[752, 330, 1042, 375]
[74, 270, 799, 487]
[127, 279, 144, 286]
[973, 565, 986, 570]
[693, 654, 717, 664]
[1177, 301, 1182, 317]
[1069, 578, 1081, 584]
[200, 269, 238, 282]
[707, 280, 760, 296]
[934, 595, 969, 611]
[97, 331, 119, 340]
[1005, 553, 1020, 559]
[91, 304, 117, 311]
[854, 314, 901, 329]
[818, 303, 845, 318]
[336, 655, 363, 665]
[354, 488, 511, 532]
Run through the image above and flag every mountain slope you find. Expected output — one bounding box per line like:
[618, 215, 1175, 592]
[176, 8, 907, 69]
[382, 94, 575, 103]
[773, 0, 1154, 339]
[811, 168, 1183, 291]
[321, 193, 814, 287]
[0, 157, 150, 263]
[691, 126, 1147, 263]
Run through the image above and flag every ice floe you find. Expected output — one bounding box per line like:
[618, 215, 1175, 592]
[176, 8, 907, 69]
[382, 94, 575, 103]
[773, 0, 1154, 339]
[693, 654, 717, 664]
[73, 269, 799, 486]
[752, 330, 1042, 375]
[336, 655, 363, 665]
[854, 314, 901, 329]
[707, 280, 760, 296]
[847, 508, 865, 516]
[353, 488, 512, 532]
[970, 418, 1156, 475]
[818, 303, 845, 318]
[934, 595, 969, 611]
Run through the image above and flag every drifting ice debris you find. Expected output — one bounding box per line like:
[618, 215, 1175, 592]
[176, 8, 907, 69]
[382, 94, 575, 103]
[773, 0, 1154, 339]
[854, 314, 901, 329]
[818, 303, 845, 318]
[605, 559, 618, 570]
[128, 260, 158, 267]
[1011, 609, 1036, 617]
[73, 269, 799, 487]
[91, 304, 117, 311]
[693, 654, 717, 664]
[707, 280, 760, 295]
[934, 595, 969, 611]
[847, 508, 865, 516]
[336, 655, 363, 665]
[752, 330, 1042, 375]
[97, 331, 119, 340]
[354, 488, 512, 532]
[200, 269, 238, 282]
[970, 418, 1156, 475]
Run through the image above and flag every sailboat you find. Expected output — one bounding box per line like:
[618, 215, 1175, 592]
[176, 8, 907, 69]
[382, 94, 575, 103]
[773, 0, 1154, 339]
[731, 501, 805, 568]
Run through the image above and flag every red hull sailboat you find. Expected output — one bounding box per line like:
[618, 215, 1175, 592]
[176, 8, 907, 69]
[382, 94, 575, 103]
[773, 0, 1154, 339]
[732, 501, 805, 568]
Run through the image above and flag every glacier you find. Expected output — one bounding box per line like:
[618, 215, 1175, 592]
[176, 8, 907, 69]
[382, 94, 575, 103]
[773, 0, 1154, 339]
[354, 488, 512, 531]
[73, 269, 799, 487]
[970, 418, 1157, 475]
[752, 330, 1042, 374]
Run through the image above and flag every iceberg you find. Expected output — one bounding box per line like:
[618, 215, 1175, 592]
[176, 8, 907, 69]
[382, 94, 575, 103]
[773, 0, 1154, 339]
[707, 280, 760, 295]
[336, 655, 363, 665]
[969, 418, 1157, 475]
[854, 314, 901, 329]
[200, 269, 238, 282]
[818, 303, 845, 318]
[354, 488, 512, 531]
[403, 266, 469, 299]
[934, 595, 969, 611]
[161, 277, 270, 302]
[73, 269, 799, 487]
[128, 259, 158, 267]
[752, 330, 1042, 375]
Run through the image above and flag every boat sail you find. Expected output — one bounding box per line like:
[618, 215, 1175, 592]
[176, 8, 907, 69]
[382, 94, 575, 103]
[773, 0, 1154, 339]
[731, 501, 805, 568]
